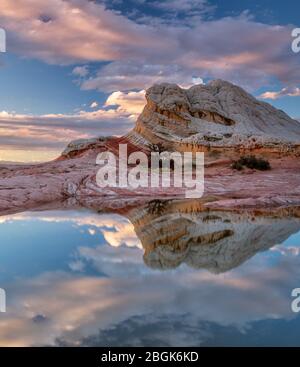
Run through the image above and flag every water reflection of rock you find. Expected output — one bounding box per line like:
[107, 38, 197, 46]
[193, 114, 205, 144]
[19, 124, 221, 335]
[127, 200, 300, 273]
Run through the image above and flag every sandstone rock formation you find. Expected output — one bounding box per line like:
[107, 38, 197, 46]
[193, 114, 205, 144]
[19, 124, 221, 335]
[130, 80, 300, 154]
[1, 79, 300, 214]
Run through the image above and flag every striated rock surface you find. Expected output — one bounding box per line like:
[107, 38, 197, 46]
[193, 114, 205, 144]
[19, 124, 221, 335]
[132, 80, 300, 153]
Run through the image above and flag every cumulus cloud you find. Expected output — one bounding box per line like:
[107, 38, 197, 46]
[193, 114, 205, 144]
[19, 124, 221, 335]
[259, 86, 300, 100]
[104, 90, 146, 115]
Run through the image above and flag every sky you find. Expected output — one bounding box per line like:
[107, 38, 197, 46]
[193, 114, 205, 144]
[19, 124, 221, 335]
[0, 0, 300, 161]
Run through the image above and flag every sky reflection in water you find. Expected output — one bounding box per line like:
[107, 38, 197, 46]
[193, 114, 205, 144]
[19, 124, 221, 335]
[0, 207, 300, 347]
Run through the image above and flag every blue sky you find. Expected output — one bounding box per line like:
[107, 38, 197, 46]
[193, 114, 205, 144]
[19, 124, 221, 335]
[0, 55, 103, 114]
[0, 0, 299, 161]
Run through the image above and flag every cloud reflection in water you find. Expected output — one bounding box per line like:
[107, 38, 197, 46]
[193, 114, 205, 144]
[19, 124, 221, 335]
[0, 201, 300, 346]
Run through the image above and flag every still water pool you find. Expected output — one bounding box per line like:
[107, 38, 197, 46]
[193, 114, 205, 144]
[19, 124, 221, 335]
[0, 201, 300, 346]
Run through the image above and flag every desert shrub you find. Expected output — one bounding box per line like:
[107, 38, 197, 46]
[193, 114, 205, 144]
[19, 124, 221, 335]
[149, 143, 165, 153]
[147, 200, 168, 215]
[231, 161, 244, 171]
[232, 155, 271, 171]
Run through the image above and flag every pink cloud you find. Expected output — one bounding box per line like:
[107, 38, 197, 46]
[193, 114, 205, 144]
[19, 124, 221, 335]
[0, 90, 145, 152]
[1, 88, 146, 162]
[259, 87, 300, 100]
[104, 90, 146, 115]
[0, 0, 167, 64]
[0, 0, 299, 91]
[81, 62, 204, 92]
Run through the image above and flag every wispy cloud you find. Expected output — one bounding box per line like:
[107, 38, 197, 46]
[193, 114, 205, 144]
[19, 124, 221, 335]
[0, 90, 145, 152]
[72, 65, 89, 78]
[259, 87, 300, 100]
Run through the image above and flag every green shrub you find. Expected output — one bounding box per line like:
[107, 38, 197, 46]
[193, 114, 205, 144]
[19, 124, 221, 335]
[232, 155, 271, 171]
[231, 161, 244, 171]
